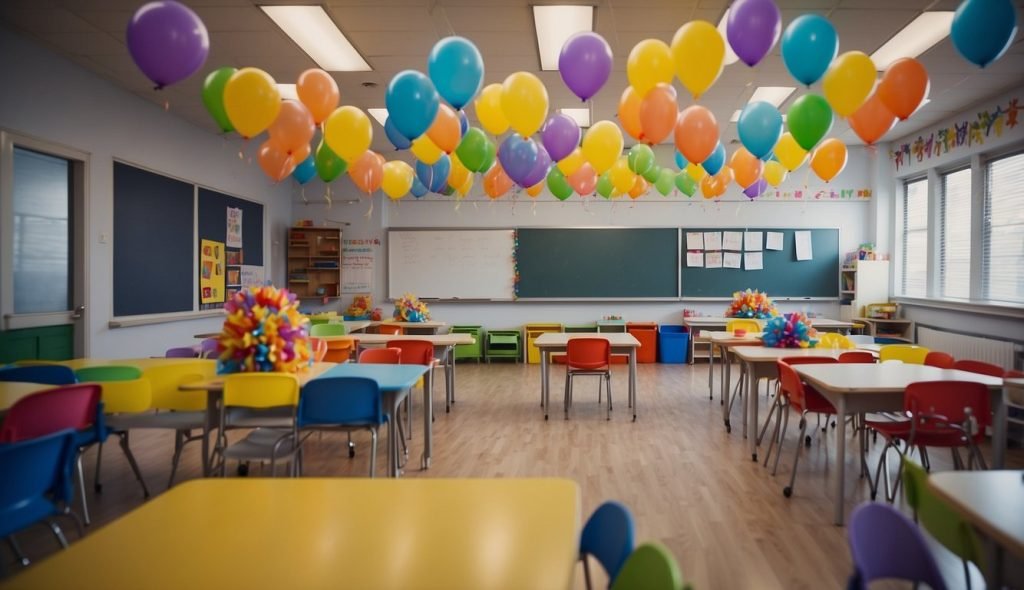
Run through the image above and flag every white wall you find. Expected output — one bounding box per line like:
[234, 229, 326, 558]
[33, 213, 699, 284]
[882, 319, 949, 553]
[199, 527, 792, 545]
[0, 27, 293, 358]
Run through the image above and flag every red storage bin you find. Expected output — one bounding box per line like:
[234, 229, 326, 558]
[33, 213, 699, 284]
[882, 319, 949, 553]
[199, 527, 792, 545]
[626, 322, 658, 363]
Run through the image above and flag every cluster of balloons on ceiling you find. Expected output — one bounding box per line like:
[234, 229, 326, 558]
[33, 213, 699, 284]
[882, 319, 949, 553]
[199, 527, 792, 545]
[126, 0, 1018, 201]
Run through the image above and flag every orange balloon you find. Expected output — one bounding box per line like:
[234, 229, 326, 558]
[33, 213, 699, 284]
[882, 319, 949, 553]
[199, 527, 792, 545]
[877, 58, 929, 121]
[484, 163, 513, 199]
[348, 150, 383, 194]
[810, 138, 848, 183]
[568, 162, 597, 195]
[526, 182, 544, 197]
[639, 83, 678, 145]
[617, 87, 644, 141]
[848, 93, 897, 145]
[729, 147, 764, 190]
[296, 69, 340, 125]
[257, 138, 294, 182]
[675, 105, 719, 165]
[700, 165, 732, 199]
[427, 104, 460, 154]
[268, 100, 315, 153]
[292, 142, 311, 164]
[629, 176, 649, 199]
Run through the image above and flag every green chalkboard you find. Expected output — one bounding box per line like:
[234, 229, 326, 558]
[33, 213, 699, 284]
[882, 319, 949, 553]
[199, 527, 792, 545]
[516, 228, 679, 298]
[680, 228, 839, 298]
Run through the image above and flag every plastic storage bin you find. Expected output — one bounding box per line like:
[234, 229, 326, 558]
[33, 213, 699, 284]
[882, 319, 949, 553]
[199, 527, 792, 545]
[658, 325, 690, 364]
[525, 323, 562, 364]
[451, 325, 484, 362]
[486, 330, 521, 363]
[627, 322, 658, 363]
[596, 320, 627, 333]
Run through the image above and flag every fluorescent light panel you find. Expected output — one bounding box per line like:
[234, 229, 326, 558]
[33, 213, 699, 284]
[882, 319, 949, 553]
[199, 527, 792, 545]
[261, 5, 371, 72]
[749, 86, 796, 107]
[560, 108, 591, 128]
[870, 12, 954, 70]
[367, 108, 388, 126]
[277, 84, 298, 101]
[717, 9, 740, 66]
[533, 6, 595, 71]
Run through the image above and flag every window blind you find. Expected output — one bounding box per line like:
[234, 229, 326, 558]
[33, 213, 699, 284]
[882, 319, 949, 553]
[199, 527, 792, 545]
[940, 168, 971, 299]
[902, 178, 928, 297]
[983, 152, 1024, 304]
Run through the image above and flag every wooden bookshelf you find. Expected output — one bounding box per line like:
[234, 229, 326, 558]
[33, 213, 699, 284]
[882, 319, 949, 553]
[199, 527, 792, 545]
[287, 227, 342, 300]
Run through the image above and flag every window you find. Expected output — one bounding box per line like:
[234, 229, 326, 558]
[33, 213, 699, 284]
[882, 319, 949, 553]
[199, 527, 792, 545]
[983, 152, 1024, 303]
[940, 168, 971, 299]
[901, 177, 928, 297]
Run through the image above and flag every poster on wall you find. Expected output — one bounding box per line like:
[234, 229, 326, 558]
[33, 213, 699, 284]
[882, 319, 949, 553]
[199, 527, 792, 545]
[226, 207, 243, 248]
[200, 239, 225, 304]
[240, 265, 265, 289]
[342, 237, 379, 294]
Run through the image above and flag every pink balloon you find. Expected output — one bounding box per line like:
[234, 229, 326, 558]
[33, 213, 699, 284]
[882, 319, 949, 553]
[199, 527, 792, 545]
[568, 162, 597, 195]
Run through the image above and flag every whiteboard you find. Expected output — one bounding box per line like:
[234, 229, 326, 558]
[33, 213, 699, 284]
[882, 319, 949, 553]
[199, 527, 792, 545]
[388, 230, 516, 300]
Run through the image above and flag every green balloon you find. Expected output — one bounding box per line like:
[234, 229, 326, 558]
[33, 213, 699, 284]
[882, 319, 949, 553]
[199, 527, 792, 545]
[627, 144, 655, 175]
[596, 172, 614, 199]
[315, 140, 347, 183]
[642, 164, 661, 183]
[674, 171, 697, 197]
[787, 94, 833, 151]
[546, 167, 573, 201]
[479, 139, 497, 174]
[455, 127, 488, 172]
[655, 168, 675, 196]
[201, 67, 236, 133]
[442, 184, 456, 196]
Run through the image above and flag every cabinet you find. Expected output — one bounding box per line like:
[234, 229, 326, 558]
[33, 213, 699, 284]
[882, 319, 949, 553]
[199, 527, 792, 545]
[839, 260, 889, 321]
[287, 227, 341, 300]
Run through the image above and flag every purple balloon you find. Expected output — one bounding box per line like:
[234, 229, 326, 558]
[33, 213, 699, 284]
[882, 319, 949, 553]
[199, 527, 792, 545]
[540, 114, 581, 162]
[498, 134, 540, 186]
[520, 145, 552, 188]
[726, 0, 782, 68]
[126, 1, 209, 89]
[743, 177, 769, 199]
[558, 32, 613, 101]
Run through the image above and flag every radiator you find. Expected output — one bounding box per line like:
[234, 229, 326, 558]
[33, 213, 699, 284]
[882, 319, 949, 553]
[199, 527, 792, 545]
[917, 326, 1017, 370]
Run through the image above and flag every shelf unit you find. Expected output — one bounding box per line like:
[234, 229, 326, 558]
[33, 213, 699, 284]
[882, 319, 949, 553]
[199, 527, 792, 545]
[287, 227, 341, 300]
[839, 260, 889, 322]
[862, 318, 915, 343]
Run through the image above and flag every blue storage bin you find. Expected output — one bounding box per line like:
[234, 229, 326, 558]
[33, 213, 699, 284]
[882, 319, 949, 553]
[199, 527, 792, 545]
[658, 325, 689, 364]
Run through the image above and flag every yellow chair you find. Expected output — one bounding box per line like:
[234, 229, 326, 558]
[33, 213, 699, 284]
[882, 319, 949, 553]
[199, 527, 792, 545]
[220, 373, 301, 477]
[879, 344, 930, 364]
[726, 319, 761, 334]
[817, 332, 854, 350]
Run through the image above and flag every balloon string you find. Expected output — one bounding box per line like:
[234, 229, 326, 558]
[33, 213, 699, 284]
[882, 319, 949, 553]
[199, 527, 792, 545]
[163, 100, 170, 112]
[301, 186, 308, 205]
[531, 201, 537, 216]
[324, 185, 332, 208]
[365, 197, 373, 219]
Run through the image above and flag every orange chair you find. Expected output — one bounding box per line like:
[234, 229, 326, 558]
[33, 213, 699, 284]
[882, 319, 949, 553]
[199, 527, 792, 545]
[377, 324, 404, 336]
[322, 338, 355, 363]
[309, 338, 328, 363]
[952, 359, 1006, 377]
[564, 338, 613, 421]
[358, 347, 402, 364]
[387, 340, 439, 448]
[838, 351, 876, 364]
[924, 351, 955, 369]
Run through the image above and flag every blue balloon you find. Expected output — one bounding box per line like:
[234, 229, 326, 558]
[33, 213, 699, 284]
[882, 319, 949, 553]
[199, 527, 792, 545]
[385, 70, 440, 141]
[410, 175, 428, 198]
[459, 110, 469, 137]
[951, 0, 1018, 68]
[781, 15, 838, 85]
[384, 117, 411, 150]
[701, 143, 726, 176]
[497, 134, 540, 186]
[737, 101, 784, 159]
[674, 150, 688, 170]
[427, 36, 485, 110]
[416, 154, 451, 193]
[291, 154, 316, 185]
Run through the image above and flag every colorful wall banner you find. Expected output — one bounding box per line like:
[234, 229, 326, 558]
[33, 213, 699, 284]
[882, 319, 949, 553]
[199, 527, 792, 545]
[199, 239, 225, 304]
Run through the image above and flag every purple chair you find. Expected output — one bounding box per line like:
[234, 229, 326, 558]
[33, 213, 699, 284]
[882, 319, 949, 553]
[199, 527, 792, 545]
[198, 338, 219, 359]
[164, 346, 198, 358]
[847, 502, 948, 590]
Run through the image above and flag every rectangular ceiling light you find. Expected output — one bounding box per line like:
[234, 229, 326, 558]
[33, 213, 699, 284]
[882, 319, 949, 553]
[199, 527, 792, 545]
[367, 108, 388, 127]
[717, 9, 740, 66]
[261, 5, 371, 72]
[871, 12, 955, 70]
[749, 86, 796, 107]
[277, 84, 298, 101]
[533, 6, 595, 70]
[560, 108, 591, 128]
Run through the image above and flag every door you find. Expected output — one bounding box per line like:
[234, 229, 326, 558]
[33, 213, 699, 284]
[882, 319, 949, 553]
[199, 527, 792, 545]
[0, 130, 88, 362]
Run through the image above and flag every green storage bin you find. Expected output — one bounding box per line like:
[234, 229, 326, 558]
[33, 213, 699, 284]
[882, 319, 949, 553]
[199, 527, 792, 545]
[563, 324, 598, 333]
[486, 330, 521, 363]
[451, 325, 484, 362]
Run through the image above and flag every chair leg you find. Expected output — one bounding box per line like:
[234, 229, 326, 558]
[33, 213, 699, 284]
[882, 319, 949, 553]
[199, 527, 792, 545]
[93, 441, 103, 493]
[396, 413, 408, 462]
[167, 430, 186, 489]
[118, 432, 150, 498]
[564, 371, 572, 420]
[605, 373, 612, 421]
[772, 406, 790, 476]
[8, 536, 29, 567]
[347, 432, 355, 458]
[583, 557, 594, 590]
[783, 412, 808, 498]
[405, 396, 412, 440]
[46, 521, 69, 549]
[761, 399, 783, 470]
[369, 428, 378, 478]
[76, 451, 91, 526]
[597, 376, 602, 404]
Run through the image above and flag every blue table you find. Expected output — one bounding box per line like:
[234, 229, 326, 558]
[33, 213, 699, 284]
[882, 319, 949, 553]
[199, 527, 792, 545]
[310, 363, 429, 477]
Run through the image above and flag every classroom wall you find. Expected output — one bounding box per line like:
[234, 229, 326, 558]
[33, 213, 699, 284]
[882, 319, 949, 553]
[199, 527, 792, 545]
[0, 27, 293, 358]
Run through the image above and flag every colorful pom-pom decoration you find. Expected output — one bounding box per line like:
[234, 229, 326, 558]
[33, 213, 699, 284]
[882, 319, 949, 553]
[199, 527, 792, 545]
[724, 289, 779, 319]
[218, 286, 311, 373]
[394, 293, 431, 322]
[761, 312, 818, 349]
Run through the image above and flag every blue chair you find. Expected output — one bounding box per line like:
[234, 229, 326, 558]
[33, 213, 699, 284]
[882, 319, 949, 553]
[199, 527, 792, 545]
[0, 429, 77, 566]
[0, 365, 77, 386]
[580, 501, 636, 590]
[297, 377, 385, 477]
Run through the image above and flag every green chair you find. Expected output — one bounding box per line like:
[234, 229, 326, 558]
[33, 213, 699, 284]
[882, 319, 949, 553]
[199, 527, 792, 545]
[309, 323, 346, 337]
[485, 330, 521, 363]
[902, 457, 985, 588]
[451, 326, 484, 363]
[74, 365, 142, 382]
[610, 542, 687, 590]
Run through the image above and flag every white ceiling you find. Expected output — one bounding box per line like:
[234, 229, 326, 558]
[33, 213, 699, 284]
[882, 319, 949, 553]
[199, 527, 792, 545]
[2, 0, 1023, 154]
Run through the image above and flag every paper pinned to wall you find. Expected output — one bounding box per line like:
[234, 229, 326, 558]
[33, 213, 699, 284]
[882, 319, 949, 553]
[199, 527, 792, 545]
[744, 231, 763, 251]
[703, 232, 722, 251]
[226, 207, 242, 248]
[765, 231, 784, 251]
[686, 251, 704, 267]
[686, 232, 704, 250]
[723, 252, 742, 268]
[705, 251, 723, 268]
[722, 231, 743, 251]
[240, 265, 265, 288]
[745, 252, 764, 270]
[795, 231, 813, 261]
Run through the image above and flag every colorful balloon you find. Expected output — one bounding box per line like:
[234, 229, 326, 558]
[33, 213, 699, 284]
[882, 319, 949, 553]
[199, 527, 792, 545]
[737, 101, 783, 159]
[781, 14, 838, 86]
[730, 147, 764, 189]
[315, 140, 346, 183]
[296, 69, 339, 125]
[323, 106, 372, 163]
[474, 83, 509, 136]
[291, 154, 316, 185]
[385, 117, 411, 150]
[810, 138, 848, 182]
[416, 154, 451, 193]
[675, 105, 719, 164]
[483, 163, 513, 199]
[558, 148, 585, 176]
[257, 138, 294, 182]
[201, 66, 235, 133]
[547, 167, 574, 200]
[455, 127, 490, 172]
[223, 67, 280, 139]
[410, 135, 443, 165]
[671, 21, 725, 99]
[763, 160, 787, 187]
[568, 162, 597, 195]
[501, 72, 549, 138]
[627, 144, 655, 176]
[642, 165, 661, 184]
[498, 134, 540, 186]
[596, 172, 614, 199]
[627, 39, 674, 97]
[427, 103, 460, 154]
[629, 176, 649, 199]
[610, 157, 636, 194]
[702, 143, 726, 176]
[877, 58, 930, 120]
[386, 70, 440, 140]
[479, 139, 497, 175]
[126, 0, 208, 89]
[726, 0, 782, 67]
[639, 83, 679, 145]
[675, 171, 697, 197]
[655, 168, 675, 196]
[617, 87, 644, 142]
[822, 51, 876, 117]
[348, 151, 383, 194]
[410, 175, 428, 198]
[447, 153, 471, 194]
[428, 36, 484, 110]
[268, 99, 315, 154]
[774, 133, 808, 172]
[526, 182, 544, 198]
[558, 32, 613, 101]
[848, 94, 897, 145]
[541, 113, 582, 162]
[382, 160, 415, 200]
[786, 94, 833, 151]
[674, 150, 688, 170]
[582, 121, 624, 174]
[951, 0, 1018, 68]
[686, 162, 707, 182]
[520, 145, 552, 189]
[743, 177, 768, 199]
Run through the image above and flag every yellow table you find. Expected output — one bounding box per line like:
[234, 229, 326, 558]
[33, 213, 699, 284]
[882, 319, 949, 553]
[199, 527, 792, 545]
[54, 357, 206, 371]
[3, 478, 581, 590]
[0, 381, 55, 412]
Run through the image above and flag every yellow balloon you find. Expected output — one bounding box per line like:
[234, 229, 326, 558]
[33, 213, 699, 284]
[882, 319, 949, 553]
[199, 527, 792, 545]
[323, 106, 372, 163]
[774, 133, 808, 172]
[456, 175, 473, 198]
[628, 39, 674, 97]
[448, 153, 471, 192]
[671, 21, 724, 99]
[410, 135, 443, 165]
[500, 72, 548, 138]
[822, 51, 877, 117]
[557, 148, 585, 176]
[763, 160, 788, 187]
[474, 83, 508, 136]
[610, 157, 636, 194]
[686, 162, 707, 182]
[223, 67, 280, 139]
[382, 160, 414, 200]
[526, 182, 544, 197]
[582, 120, 624, 174]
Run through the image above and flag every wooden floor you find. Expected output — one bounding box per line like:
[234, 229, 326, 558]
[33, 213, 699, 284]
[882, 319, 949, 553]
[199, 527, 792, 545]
[5, 361, 1022, 588]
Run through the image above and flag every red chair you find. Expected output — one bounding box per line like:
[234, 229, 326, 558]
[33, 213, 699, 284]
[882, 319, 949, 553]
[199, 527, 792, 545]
[923, 351, 955, 369]
[1007, 370, 1024, 378]
[309, 338, 328, 363]
[358, 347, 402, 364]
[388, 340, 439, 456]
[564, 338, 612, 421]
[838, 351, 876, 364]
[951, 359, 1005, 377]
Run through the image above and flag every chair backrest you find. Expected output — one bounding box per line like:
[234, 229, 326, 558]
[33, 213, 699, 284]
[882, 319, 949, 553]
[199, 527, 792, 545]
[904, 380, 991, 443]
[199, 338, 220, 358]
[387, 340, 435, 366]
[901, 458, 983, 572]
[580, 501, 635, 583]
[308, 317, 330, 327]
[0, 384, 101, 443]
[75, 365, 143, 382]
[297, 377, 383, 428]
[846, 501, 948, 590]
[1005, 369, 1024, 378]
[309, 338, 328, 362]
[818, 332, 854, 349]
[566, 338, 611, 370]
[0, 365, 77, 386]
[310, 323, 346, 337]
[879, 344, 930, 364]
[838, 351, 876, 364]
[0, 429, 76, 538]
[923, 351, 956, 369]
[322, 338, 356, 363]
[847, 334, 875, 346]
[143, 360, 217, 411]
[377, 324, 404, 336]
[165, 346, 199, 358]
[951, 359, 1005, 378]
[359, 347, 402, 364]
[222, 373, 300, 409]
[776, 357, 835, 411]
[725, 319, 760, 334]
[609, 542, 684, 590]
[75, 366, 151, 414]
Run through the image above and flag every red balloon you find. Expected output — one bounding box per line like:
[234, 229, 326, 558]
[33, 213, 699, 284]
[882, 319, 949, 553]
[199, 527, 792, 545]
[268, 99, 315, 153]
[848, 94, 898, 145]
[675, 105, 719, 164]
[639, 84, 678, 145]
[348, 150, 383, 194]
[568, 162, 597, 195]
[257, 138, 294, 182]
[877, 58, 930, 121]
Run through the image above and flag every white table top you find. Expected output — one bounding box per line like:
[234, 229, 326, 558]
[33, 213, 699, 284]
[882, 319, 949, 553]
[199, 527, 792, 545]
[327, 320, 371, 332]
[794, 363, 1004, 394]
[533, 332, 641, 348]
[731, 345, 846, 362]
[1006, 378, 1024, 390]
[707, 331, 764, 342]
[370, 321, 448, 328]
[682, 316, 854, 329]
[928, 470, 1024, 560]
[321, 333, 475, 346]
